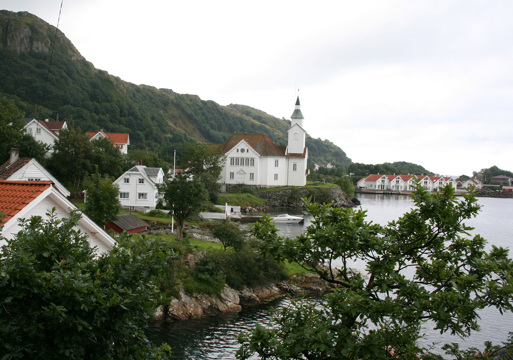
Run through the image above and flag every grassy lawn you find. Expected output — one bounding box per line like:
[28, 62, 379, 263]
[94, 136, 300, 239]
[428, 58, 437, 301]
[218, 193, 267, 207]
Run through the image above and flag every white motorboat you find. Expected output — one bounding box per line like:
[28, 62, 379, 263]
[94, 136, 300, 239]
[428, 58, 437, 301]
[271, 214, 304, 224]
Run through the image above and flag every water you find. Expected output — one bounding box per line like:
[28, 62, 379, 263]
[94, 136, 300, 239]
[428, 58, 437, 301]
[147, 194, 513, 358]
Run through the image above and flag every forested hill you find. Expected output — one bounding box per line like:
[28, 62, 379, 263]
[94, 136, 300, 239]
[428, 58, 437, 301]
[0, 10, 351, 167]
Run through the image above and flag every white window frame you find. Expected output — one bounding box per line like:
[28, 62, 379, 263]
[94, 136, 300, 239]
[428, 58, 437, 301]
[119, 192, 129, 199]
[138, 192, 147, 200]
[124, 178, 130, 184]
[229, 172, 234, 179]
[275, 160, 279, 167]
[138, 178, 144, 184]
[274, 174, 278, 181]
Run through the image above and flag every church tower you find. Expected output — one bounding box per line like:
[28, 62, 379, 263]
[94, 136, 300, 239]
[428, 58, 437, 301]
[287, 96, 306, 154]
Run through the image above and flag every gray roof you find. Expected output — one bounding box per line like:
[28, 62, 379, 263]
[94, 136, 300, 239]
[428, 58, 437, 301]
[143, 167, 161, 178]
[111, 214, 148, 231]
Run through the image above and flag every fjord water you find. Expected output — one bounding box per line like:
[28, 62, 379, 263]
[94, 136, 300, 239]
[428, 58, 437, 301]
[147, 193, 513, 359]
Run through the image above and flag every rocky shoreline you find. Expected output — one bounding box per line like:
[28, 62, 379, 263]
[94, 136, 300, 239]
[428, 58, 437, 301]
[155, 273, 334, 321]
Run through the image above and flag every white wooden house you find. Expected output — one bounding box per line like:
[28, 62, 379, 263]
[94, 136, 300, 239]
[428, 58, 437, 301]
[23, 118, 67, 155]
[0, 149, 70, 197]
[358, 174, 457, 192]
[86, 130, 130, 154]
[0, 181, 115, 254]
[114, 165, 165, 212]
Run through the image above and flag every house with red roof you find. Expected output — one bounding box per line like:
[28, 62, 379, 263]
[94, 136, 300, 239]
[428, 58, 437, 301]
[358, 174, 457, 192]
[0, 181, 115, 253]
[0, 148, 70, 197]
[213, 97, 308, 189]
[23, 118, 67, 156]
[86, 129, 130, 154]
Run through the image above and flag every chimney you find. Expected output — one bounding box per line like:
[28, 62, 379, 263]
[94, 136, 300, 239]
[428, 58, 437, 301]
[10, 148, 19, 165]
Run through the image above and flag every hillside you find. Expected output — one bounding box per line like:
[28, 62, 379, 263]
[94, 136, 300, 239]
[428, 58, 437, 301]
[0, 10, 351, 168]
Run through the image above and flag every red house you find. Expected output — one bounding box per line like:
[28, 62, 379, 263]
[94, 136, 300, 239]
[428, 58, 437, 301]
[105, 214, 148, 234]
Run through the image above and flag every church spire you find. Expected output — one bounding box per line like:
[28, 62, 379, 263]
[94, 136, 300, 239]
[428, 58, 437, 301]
[291, 96, 304, 120]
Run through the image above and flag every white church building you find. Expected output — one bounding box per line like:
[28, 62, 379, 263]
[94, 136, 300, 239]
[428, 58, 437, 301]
[216, 97, 308, 189]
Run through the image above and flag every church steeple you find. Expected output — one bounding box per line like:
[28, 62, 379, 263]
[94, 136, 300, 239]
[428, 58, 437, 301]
[290, 96, 304, 129]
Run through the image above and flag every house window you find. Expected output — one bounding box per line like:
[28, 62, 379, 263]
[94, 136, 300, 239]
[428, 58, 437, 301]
[275, 160, 279, 167]
[129, 206, 135, 211]
[36, 127, 41, 134]
[138, 193, 147, 200]
[250, 173, 254, 181]
[28, 178, 41, 181]
[27, 128, 32, 134]
[293, 163, 297, 171]
[229, 172, 234, 179]
[274, 174, 278, 181]
[124, 178, 130, 184]
[138, 178, 144, 184]
[120, 192, 129, 199]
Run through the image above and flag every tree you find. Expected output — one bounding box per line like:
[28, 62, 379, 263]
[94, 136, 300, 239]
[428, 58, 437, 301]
[0, 97, 47, 163]
[212, 219, 245, 251]
[334, 176, 355, 198]
[0, 210, 173, 359]
[184, 144, 225, 203]
[47, 127, 94, 195]
[159, 172, 208, 240]
[91, 136, 129, 179]
[83, 169, 121, 227]
[238, 185, 513, 359]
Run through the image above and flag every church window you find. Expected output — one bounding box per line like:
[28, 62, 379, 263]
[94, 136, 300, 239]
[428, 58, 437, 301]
[274, 174, 278, 181]
[250, 158, 255, 166]
[235, 158, 240, 166]
[240, 157, 244, 165]
[230, 158, 235, 166]
[230, 172, 234, 179]
[293, 163, 297, 171]
[275, 160, 279, 167]
[293, 132, 298, 140]
[241, 148, 245, 153]
[245, 158, 250, 166]
[250, 173, 254, 181]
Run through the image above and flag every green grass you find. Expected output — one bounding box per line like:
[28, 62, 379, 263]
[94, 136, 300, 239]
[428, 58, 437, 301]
[283, 261, 313, 276]
[218, 193, 267, 207]
[305, 182, 339, 189]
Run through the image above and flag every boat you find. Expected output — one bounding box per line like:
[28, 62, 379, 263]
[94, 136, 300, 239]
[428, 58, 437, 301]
[271, 214, 304, 224]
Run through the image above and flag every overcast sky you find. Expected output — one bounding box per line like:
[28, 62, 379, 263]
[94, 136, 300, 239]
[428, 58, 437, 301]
[3, 0, 513, 176]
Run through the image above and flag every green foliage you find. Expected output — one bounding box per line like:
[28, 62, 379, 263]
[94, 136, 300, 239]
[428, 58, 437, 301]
[0, 96, 47, 163]
[218, 193, 267, 207]
[187, 248, 286, 293]
[334, 176, 355, 197]
[211, 219, 245, 251]
[146, 209, 170, 218]
[47, 127, 94, 195]
[91, 137, 130, 179]
[184, 143, 225, 203]
[478, 165, 513, 183]
[83, 169, 121, 227]
[0, 210, 173, 359]
[159, 172, 208, 240]
[240, 186, 513, 359]
[348, 161, 433, 177]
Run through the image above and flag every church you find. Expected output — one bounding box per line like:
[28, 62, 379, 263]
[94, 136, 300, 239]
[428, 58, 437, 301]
[216, 97, 308, 189]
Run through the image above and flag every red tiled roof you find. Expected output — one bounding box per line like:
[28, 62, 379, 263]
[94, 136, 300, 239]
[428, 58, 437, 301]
[86, 131, 129, 144]
[364, 174, 385, 182]
[217, 134, 286, 157]
[0, 181, 52, 224]
[0, 158, 32, 180]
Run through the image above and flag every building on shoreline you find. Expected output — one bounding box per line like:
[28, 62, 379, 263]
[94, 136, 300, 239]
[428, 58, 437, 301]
[357, 174, 459, 193]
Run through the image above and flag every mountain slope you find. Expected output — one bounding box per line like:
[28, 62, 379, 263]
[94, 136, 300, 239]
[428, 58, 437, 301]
[0, 10, 351, 167]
